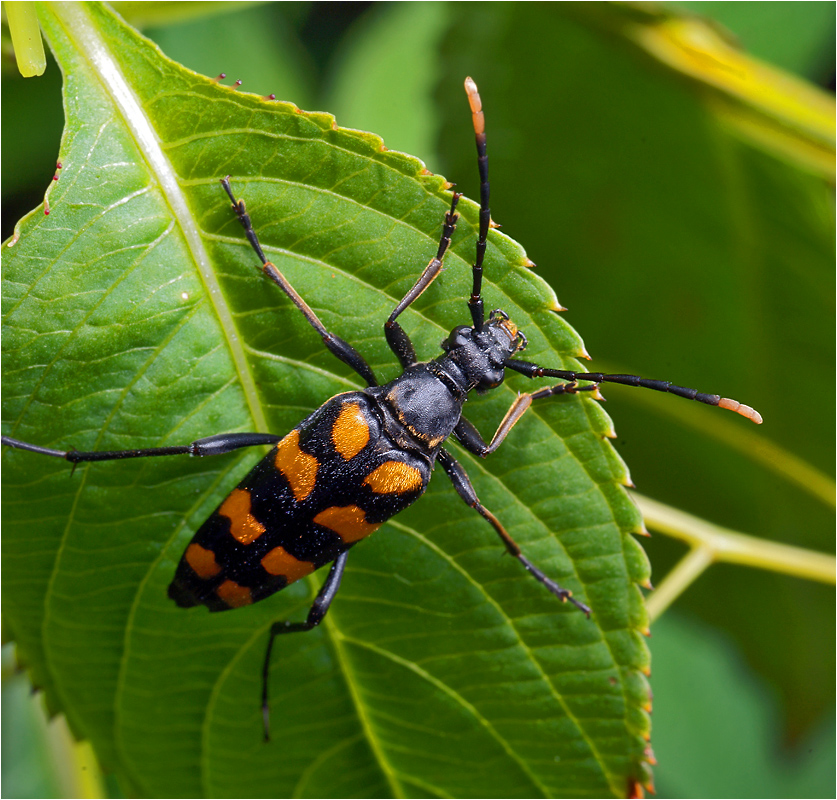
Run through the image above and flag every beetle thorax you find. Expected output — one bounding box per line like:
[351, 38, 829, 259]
[438, 312, 524, 394]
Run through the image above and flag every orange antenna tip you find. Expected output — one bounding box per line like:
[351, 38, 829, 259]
[464, 77, 485, 134]
[718, 397, 763, 424]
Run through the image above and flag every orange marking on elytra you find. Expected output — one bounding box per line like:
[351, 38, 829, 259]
[363, 461, 423, 495]
[332, 402, 370, 460]
[261, 546, 316, 583]
[219, 488, 266, 544]
[216, 579, 253, 608]
[313, 505, 380, 543]
[184, 543, 222, 579]
[274, 430, 318, 501]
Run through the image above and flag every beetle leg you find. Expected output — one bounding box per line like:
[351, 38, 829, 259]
[384, 192, 462, 368]
[1, 432, 282, 464]
[261, 549, 350, 741]
[221, 177, 379, 387]
[437, 448, 590, 615]
[464, 77, 490, 331]
[453, 383, 597, 458]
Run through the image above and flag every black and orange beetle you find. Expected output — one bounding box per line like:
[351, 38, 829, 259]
[1, 78, 762, 738]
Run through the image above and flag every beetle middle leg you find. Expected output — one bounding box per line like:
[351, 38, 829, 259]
[437, 448, 591, 615]
[221, 177, 379, 388]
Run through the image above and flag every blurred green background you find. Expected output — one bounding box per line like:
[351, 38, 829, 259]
[3, 2, 834, 798]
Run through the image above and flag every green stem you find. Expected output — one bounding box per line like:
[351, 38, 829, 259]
[6, 2, 46, 76]
[645, 545, 713, 622]
[633, 493, 836, 622]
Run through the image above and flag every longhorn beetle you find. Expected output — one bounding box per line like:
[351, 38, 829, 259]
[2, 77, 762, 740]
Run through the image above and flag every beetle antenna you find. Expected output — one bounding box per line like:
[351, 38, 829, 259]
[465, 77, 490, 332]
[504, 362, 763, 423]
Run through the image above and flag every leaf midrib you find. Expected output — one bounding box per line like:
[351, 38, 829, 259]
[52, 2, 268, 434]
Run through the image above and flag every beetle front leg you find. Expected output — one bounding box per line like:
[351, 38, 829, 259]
[384, 192, 462, 368]
[453, 382, 598, 458]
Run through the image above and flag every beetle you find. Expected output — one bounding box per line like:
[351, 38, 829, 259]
[1, 77, 761, 739]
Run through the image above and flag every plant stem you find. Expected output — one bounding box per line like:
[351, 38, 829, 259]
[634, 493, 836, 622]
[7, 2, 46, 77]
[645, 545, 713, 621]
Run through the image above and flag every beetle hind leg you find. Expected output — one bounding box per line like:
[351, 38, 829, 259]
[260, 549, 350, 741]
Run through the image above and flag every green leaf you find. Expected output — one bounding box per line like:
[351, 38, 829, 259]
[435, 2, 834, 739]
[142, 3, 314, 109]
[650, 613, 836, 799]
[322, 2, 451, 162]
[2, 3, 651, 796]
[676, 1, 836, 82]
